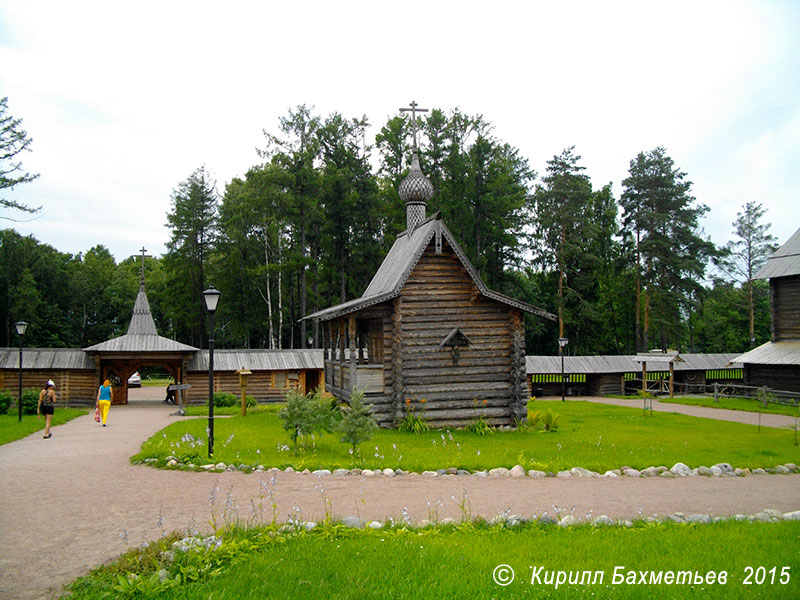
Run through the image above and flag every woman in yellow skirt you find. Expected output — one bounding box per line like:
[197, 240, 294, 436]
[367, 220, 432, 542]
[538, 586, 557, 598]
[95, 379, 113, 427]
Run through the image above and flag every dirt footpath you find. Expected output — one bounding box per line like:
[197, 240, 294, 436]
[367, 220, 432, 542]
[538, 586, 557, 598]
[1, 394, 799, 600]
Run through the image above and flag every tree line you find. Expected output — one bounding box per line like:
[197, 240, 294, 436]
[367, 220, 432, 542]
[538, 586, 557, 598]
[0, 103, 779, 355]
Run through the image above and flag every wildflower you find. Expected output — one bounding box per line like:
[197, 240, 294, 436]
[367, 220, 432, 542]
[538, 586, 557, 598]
[482, 399, 488, 405]
[420, 398, 427, 404]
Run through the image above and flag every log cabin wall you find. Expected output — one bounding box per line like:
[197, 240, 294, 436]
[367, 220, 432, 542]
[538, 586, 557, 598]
[183, 369, 322, 404]
[744, 363, 800, 395]
[395, 241, 519, 428]
[0, 369, 96, 405]
[771, 275, 800, 341]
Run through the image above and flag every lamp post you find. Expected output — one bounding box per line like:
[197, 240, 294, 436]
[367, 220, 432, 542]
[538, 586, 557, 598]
[558, 337, 568, 402]
[16, 321, 28, 422]
[203, 286, 221, 457]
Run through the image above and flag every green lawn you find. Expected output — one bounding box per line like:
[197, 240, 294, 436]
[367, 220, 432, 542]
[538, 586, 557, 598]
[64, 520, 800, 599]
[133, 401, 800, 472]
[660, 396, 800, 418]
[0, 409, 89, 445]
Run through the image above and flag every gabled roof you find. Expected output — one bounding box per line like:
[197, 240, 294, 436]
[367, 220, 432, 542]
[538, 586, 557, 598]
[755, 227, 800, 279]
[188, 349, 323, 371]
[83, 288, 197, 354]
[0, 348, 95, 370]
[526, 353, 742, 375]
[731, 341, 800, 366]
[305, 213, 556, 322]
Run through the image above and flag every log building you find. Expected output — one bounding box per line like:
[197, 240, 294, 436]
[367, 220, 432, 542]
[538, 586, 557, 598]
[733, 227, 800, 394]
[305, 119, 555, 428]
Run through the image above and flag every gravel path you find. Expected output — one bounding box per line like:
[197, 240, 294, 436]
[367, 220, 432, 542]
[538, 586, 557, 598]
[1, 392, 799, 600]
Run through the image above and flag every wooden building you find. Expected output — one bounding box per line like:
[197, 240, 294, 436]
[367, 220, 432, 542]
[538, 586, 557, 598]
[733, 227, 800, 394]
[305, 141, 555, 428]
[526, 353, 743, 397]
[1, 278, 323, 406]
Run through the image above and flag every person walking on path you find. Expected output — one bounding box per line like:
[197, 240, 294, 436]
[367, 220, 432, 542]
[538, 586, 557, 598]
[37, 380, 57, 438]
[95, 379, 113, 427]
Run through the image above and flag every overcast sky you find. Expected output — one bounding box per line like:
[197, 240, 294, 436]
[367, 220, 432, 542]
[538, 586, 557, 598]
[1, 0, 798, 269]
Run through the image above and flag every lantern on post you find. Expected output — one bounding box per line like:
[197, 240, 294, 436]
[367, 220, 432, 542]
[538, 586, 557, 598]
[16, 321, 28, 422]
[202, 285, 221, 457]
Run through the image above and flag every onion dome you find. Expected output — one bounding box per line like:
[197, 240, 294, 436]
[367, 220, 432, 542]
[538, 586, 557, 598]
[398, 150, 433, 234]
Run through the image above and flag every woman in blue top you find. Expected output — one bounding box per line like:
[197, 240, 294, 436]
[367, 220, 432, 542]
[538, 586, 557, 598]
[95, 379, 113, 427]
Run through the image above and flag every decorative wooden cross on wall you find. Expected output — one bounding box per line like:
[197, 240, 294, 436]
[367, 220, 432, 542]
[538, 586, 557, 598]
[399, 100, 428, 150]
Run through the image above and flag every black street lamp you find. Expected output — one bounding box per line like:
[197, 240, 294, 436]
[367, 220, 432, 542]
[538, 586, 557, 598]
[16, 321, 27, 422]
[203, 286, 221, 457]
[558, 337, 568, 402]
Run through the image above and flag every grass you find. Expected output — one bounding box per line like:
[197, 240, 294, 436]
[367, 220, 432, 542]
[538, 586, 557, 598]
[0, 409, 88, 445]
[660, 396, 800, 418]
[64, 520, 800, 599]
[132, 401, 800, 472]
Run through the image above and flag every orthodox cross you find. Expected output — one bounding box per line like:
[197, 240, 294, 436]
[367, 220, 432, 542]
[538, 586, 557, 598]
[399, 100, 428, 150]
[136, 246, 151, 288]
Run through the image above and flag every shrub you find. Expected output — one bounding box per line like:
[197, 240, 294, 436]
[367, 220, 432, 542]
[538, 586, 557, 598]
[210, 392, 238, 408]
[0, 389, 13, 415]
[465, 413, 494, 436]
[22, 388, 40, 415]
[398, 398, 430, 433]
[278, 389, 333, 455]
[337, 389, 378, 458]
[540, 409, 561, 432]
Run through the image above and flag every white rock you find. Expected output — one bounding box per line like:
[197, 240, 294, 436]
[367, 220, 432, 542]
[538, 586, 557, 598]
[528, 470, 547, 478]
[333, 468, 349, 476]
[312, 469, 331, 476]
[510, 465, 527, 477]
[215, 462, 227, 470]
[489, 467, 511, 477]
[166, 459, 178, 467]
[622, 468, 641, 477]
[570, 467, 596, 478]
[713, 463, 734, 474]
[710, 466, 722, 476]
[304, 521, 317, 531]
[556, 470, 572, 478]
[440, 517, 456, 526]
[361, 469, 375, 477]
[591, 515, 614, 527]
[558, 515, 579, 527]
[602, 470, 618, 478]
[421, 470, 438, 477]
[670, 462, 692, 476]
[686, 514, 712, 524]
[382, 468, 395, 477]
[284, 466, 295, 473]
[782, 511, 800, 521]
[367, 520, 383, 529]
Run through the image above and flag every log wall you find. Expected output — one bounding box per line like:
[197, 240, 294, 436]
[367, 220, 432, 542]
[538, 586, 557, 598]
[771, 275, 800, 341]
[392, 243, 518, 428]
[0, 369, 97, 406]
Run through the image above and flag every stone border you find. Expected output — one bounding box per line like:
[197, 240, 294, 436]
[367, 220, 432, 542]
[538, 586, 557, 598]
[151, 457, 800, 478]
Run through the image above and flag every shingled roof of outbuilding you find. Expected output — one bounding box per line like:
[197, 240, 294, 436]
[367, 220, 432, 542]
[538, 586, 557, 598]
[755, 226, 800, 279]
[83, 288, 197, 353]
[304, 213, 556, 322]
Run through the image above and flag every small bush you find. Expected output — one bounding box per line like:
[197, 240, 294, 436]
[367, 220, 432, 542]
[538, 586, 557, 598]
[23, 388, 41, 415]
[337, 389, 378, 458]
[465, 414, 494, 436]
[540, 409, 561, 432]
[278, 389, 333, 455]
[0, 389, 13, 415]
[210, 392, 238, 408]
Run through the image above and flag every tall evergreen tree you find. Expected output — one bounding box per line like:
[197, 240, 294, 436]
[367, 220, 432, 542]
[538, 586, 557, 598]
[163, 166, 219, 347]
[716, 201, 778, 347]
[620, 147, 716, 351]
[0, 97, 40, 217]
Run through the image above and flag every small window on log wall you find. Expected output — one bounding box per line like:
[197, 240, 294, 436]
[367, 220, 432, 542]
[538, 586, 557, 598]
[273, 372, 288, 389]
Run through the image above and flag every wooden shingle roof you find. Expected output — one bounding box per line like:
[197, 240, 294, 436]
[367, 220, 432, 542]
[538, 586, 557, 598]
[305, 213, 556, 322]
[0, 348, 95, 370]
[83, 288, 197, 353]
[731, 341, 800, 366]
[755, 227, 800, 279]
[526, 353, 742, 375]
[188, 349, 323, 372]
